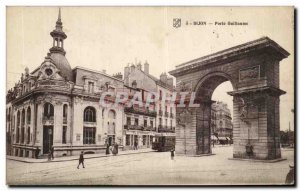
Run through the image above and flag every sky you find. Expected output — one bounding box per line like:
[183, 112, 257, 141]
[6, 7, 294, 130]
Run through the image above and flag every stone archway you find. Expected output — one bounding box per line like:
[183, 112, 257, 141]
[169, 37, 289, 160]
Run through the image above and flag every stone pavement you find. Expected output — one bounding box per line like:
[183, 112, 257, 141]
[6, 148, 154, 163]
[6, 146, 294, 185]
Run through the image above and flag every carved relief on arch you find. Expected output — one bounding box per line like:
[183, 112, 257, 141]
[177, 81, 193, 92]
[235, 94, 261, 121]
[177, 108, 193, 126]
[239, 65, 260, 82]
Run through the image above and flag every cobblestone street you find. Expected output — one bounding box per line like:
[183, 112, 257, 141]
[6, 146, 294, 185]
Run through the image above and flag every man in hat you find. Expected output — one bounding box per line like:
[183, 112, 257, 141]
[77, 151, 85, 169]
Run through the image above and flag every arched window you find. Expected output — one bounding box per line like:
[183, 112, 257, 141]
[108, 110, 116, 135]
[108, 110, 116, 119]
[84, 107, 96, 122]
[17, 111, 20, 127]
[44, 103, 54, 117]
[63, 104, 68, 118]
[27, 107, 31, 124]
[21, 109, 25, 126]
[27, 127, 30, 144]
[16, 111, 20, 143]
[21, 109, 25, 143]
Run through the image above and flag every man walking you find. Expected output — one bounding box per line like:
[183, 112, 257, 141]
[115, 142, 119, 155]
[77, 151, 85, 169]
[170, 148, 175, 160]
[50, 146, 54, 160]
[35, 147, 40, 159]
[134, 140, 138, 150]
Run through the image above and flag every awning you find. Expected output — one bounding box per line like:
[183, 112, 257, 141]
[211, 135, 218, 140]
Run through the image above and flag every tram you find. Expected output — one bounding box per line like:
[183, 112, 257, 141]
[152, 135, 175, 152]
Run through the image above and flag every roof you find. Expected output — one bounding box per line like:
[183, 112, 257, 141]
[73, 66, 124, 83]
[169, 37, 290, 76]
[50, 53, 73, 81]
[138, 69, 174, 91]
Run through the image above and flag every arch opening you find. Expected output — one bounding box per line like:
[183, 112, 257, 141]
[193, 73, 234, 155]
[211, 81, 234, 151]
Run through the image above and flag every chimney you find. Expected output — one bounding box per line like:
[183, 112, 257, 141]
[167, 77, 173, 87]
[124, 65, 130, 79]
[144, 61, 149, 74]
[160, 73, 168, 83]
[130, 64, 135, 72]
[113, 72, 123, 80]
[25, 67, 29, 76]
[137, 62, 142, 70]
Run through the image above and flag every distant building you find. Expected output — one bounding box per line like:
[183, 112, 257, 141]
[123, 62, 176, 150]
[211, 101, 233, 143]
[280, 130, 294, 147]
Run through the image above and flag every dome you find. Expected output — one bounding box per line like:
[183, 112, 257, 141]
[50, 53, 73, 81]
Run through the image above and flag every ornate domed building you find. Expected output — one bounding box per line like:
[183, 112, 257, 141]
[6, 9, 125, 158]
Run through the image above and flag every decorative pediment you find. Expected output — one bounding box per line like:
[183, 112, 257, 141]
[38, 61, 64, 81]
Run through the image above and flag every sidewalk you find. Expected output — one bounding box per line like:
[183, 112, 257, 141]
[6, 148, 154, 163]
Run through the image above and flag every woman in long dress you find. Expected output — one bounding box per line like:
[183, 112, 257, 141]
[105, 143, 110, 155]
[112, 143, 117, 156]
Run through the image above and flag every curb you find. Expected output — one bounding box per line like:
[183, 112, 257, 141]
[228, 157, 287, 163]
[7, 150, 155, 164]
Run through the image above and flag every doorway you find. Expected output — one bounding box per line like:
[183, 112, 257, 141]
[107, 135, 115, 146]
[43, 126, 53, 154]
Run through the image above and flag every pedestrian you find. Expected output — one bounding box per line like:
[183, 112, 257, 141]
[77, 151, 85, 169]
[50, 146, 54, 160]
[170, 148, 175, 160]
[115, 142, 119, 155]
[109, 145, 113, 155]
[112, 142, 119, 156]
[285, 165, 294, 184]
[35, 147, 40, 159]
[134, 140, 138, 150]
[47, 152, 51, 161]
[112, 143, 117, 156]
[105, 143, 110, 155]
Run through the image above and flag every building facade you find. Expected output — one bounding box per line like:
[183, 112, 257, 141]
[6, 11, 127, 158]
[6, 10, 177, 158]
[211, 101, 233, 143]
[123, 62, 176, 150]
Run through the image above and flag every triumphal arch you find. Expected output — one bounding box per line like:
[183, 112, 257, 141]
[169, 37, 289, 160]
